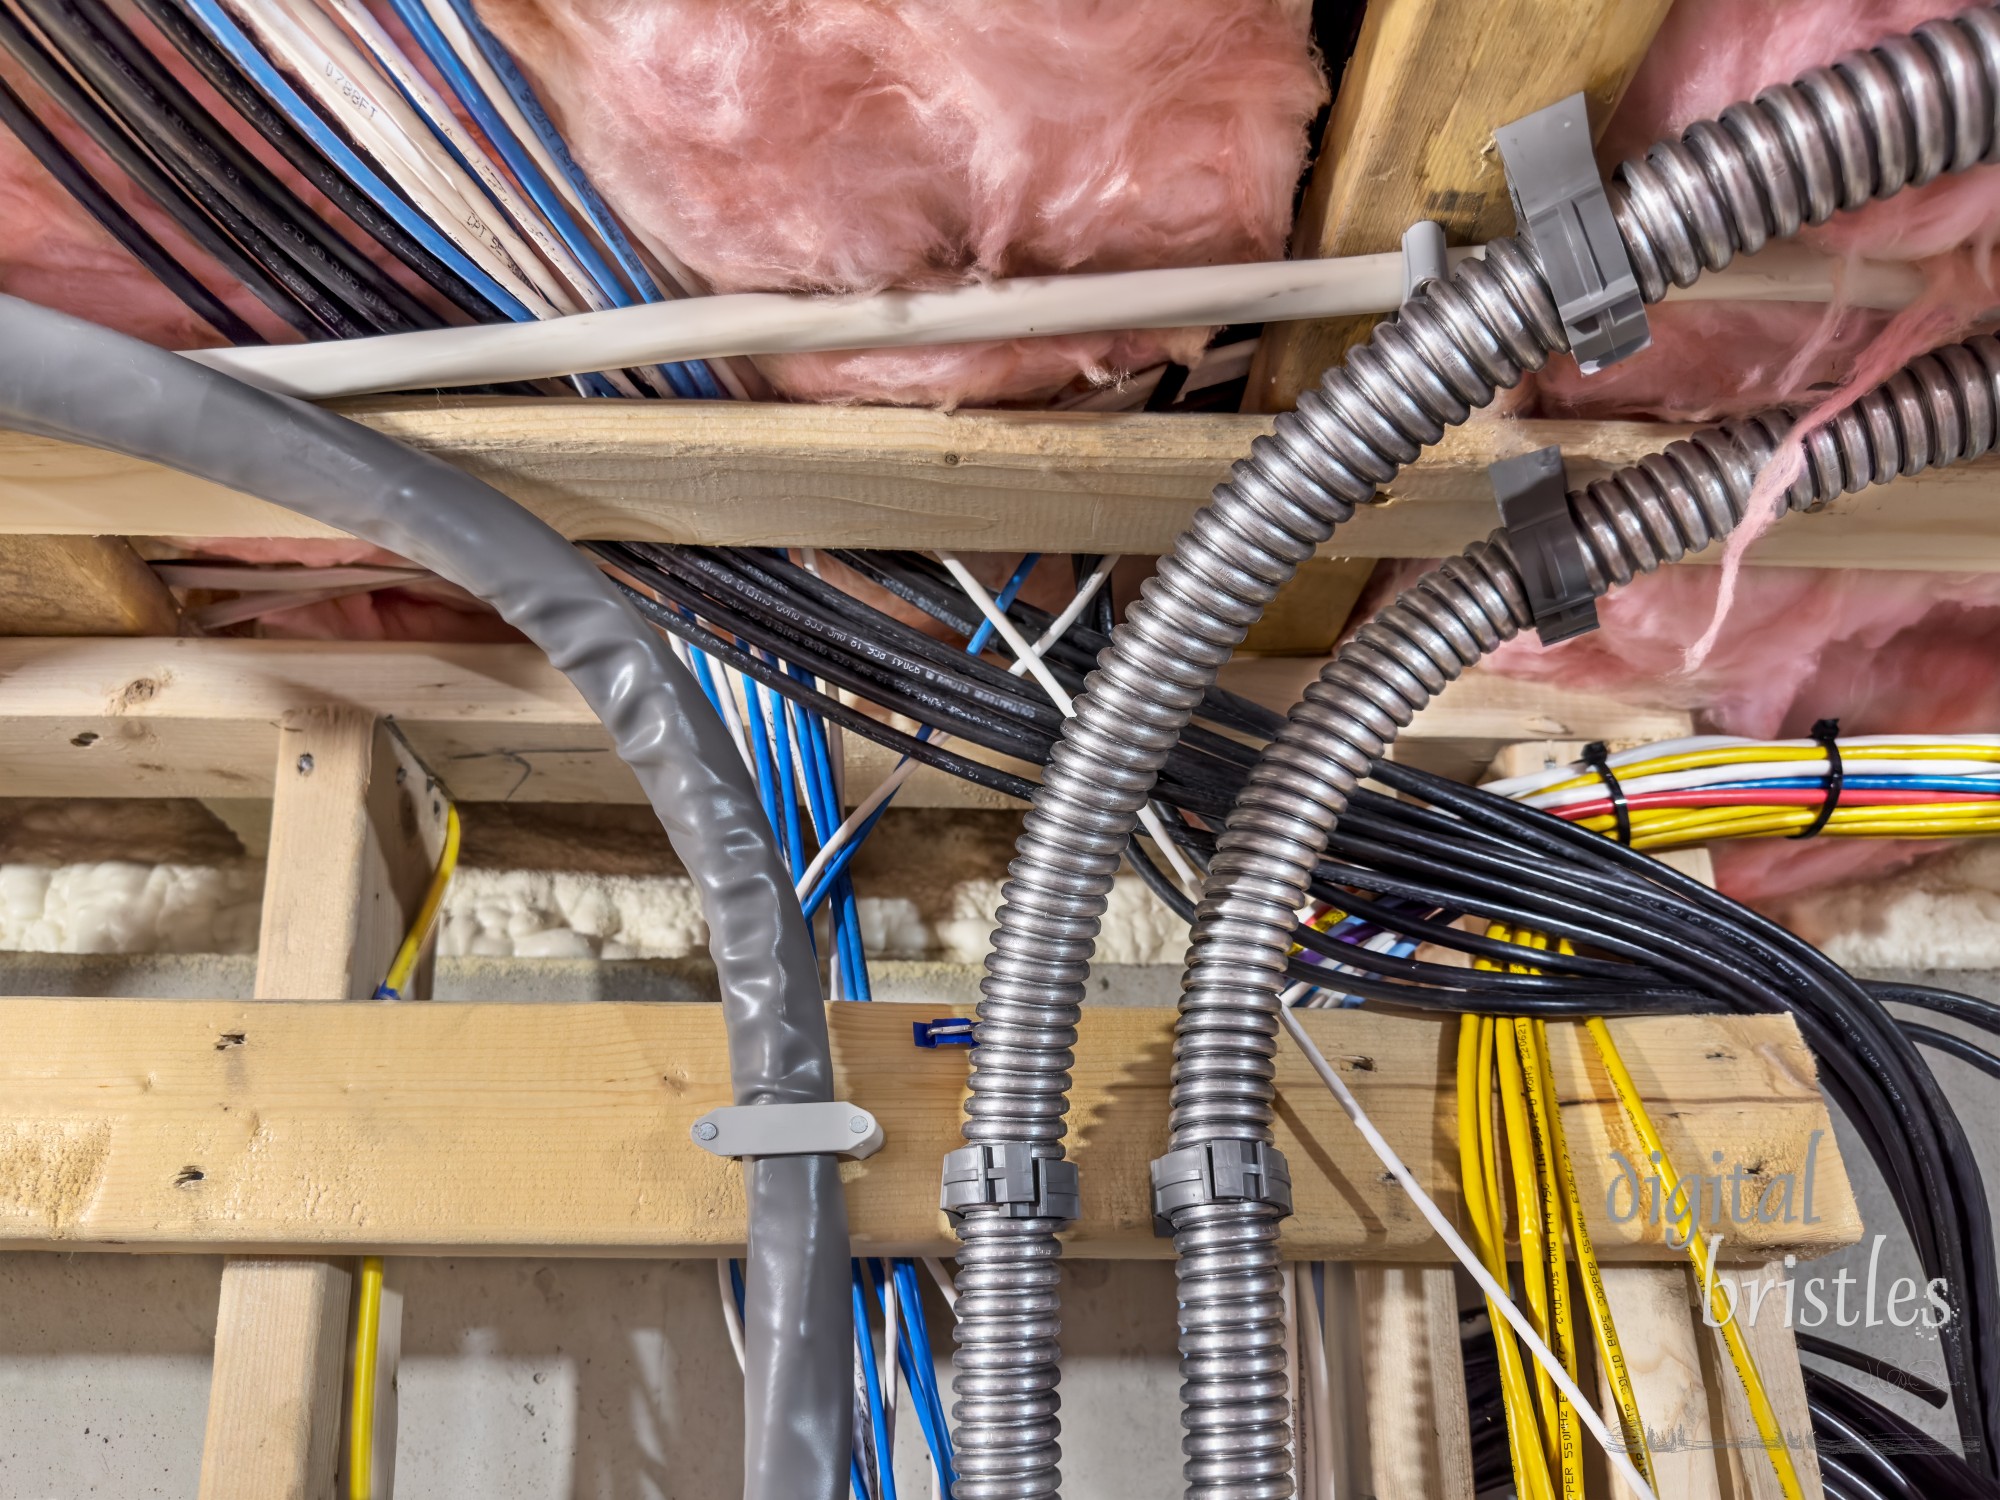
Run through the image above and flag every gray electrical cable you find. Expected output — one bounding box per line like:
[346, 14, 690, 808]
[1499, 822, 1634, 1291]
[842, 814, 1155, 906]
[948, 8, 2000, 1499]
[0, 293, 849, 1500]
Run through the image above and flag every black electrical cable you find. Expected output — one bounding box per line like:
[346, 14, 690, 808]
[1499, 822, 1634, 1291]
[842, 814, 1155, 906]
[1905, 1021, 2000, 1083]
[0, 3, 322, 338]
[13, 0, 388, 337]
[126, 0, 499, 321]
[591, 538, 2000, 1465]
[1872, 981, 2000, 1039]
[0, 67, 259, 343]
[1797, 1333, 1951, 1410]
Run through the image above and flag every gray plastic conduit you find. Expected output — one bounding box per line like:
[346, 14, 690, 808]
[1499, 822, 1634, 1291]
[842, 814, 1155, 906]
[0, 294, 849, 1500]
[1175, 335, 2000, 1495]
[949, 8, 2000, 1499]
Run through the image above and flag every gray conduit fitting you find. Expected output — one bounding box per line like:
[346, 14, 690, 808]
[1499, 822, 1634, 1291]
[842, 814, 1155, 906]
[0, 294, 849, 1500]
[952, 7, 2000, 1497]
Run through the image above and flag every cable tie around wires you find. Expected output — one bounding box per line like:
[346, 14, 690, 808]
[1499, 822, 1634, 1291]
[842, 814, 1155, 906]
[1493, 92, 1649, 374]
[1580, 740, 1632, 846]
[912, 1018, 975, 1048]
[939, 1142, 1080, 1224]
[1491, 444, 1599, 645]
[1787, 718, 1846, 840]
[1149, 1139, 1294, 1236]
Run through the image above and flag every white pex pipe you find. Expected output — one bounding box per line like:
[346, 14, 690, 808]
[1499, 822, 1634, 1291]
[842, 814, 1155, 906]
[184, 242, 1927, 401]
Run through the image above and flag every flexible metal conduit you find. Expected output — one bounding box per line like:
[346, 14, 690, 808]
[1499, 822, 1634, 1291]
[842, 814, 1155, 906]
[1177, 337, 2000, 1496]
[950, 9, 2000, 1499]
[0, 295, 850, 1500]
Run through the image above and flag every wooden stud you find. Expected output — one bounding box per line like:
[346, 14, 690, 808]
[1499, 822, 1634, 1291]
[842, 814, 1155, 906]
[5, 404, 2000, 568]
[0, 1004, 1856, 1260]
[1237, 556, 1375, 657]
[0, 536, 179, 635]
[1357, 1264, 1477, 1498]
[198, 711, 445, 1500]
[1244, 0, 1672, 412]
[1703, 1261, 1825, 1500]
[1598, 1266, 1726, 1500]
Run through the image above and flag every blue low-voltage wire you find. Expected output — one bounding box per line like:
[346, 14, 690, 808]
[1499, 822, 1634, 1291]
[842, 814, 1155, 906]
[431, 0, 725, 399]
[851, 1269, 898, 1500]
[377, 0, 713, 397]
[174, 0, 528, 322]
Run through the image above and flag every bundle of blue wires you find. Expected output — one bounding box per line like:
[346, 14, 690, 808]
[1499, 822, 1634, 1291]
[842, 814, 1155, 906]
[687, 566, 969, 1494]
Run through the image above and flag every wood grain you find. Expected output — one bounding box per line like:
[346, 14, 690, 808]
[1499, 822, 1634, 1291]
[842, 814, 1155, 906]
[199, 712, 441, 1500]
[7, 402, 2000, 567]
[1600, 1266, 1724, 1500]
[0, 536, 179, 636]
[1245, 0, 1672, 411]
[1357, 1264, 1476, 1498]
[0, 638, 1700, 805]
[0, 1003, 1856, 1260]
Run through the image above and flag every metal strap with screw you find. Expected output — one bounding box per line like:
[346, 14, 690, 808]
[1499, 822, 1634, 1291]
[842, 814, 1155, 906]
[939, 1142, 1080, 1224]
[689, 1101, 884, 1160]
[1149, 1140, 1294, 1236]
[1494, 92, 1649, 375]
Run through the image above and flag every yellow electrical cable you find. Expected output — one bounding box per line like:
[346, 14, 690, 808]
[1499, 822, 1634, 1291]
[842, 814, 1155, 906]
[1584, 1019, 1807, 1500]
[1458, 1016, 1554, 1500]
[349, 803, 458, 1498]
[1497, 1015, 1564, 1480]
[377, 801, 462, 1000]
[1529, 1016, 1655, 1491]
[349, 1254, 384, 1500]
[1516, 1016, 1583, 1499]
[1533, 740, 2000, 799]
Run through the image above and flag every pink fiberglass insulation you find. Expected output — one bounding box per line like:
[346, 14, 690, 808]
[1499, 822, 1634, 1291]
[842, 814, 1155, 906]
[1535, 0, 2000, 421]
[470, 0, 1327, 406]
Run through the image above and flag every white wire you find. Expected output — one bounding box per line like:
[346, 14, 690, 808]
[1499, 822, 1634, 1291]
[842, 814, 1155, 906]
[1303, 1264, 1333, 1500]
[790, 556, 1119, 901]
[1275, 995, 1660, 1500]
[151, 563, 427, 590]
[1518, 756, 2000, 812]
[920, 1257, 958, 1310]
[717, 1259, 746, 1374]
[882, 1263, 899, 1459]
[937, 553, 1203, 895]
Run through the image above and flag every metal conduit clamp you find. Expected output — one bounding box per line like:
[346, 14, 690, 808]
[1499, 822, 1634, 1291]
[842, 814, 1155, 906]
[1495, 92, 1649, 374]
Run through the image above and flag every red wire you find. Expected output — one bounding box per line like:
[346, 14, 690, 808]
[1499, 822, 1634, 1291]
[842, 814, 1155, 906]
[1553, 787, 1995, 821]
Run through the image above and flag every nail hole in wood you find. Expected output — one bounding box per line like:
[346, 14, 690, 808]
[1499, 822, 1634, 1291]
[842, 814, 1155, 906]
[70, 732, 98, 747]
[173, 1167, 205, 1188]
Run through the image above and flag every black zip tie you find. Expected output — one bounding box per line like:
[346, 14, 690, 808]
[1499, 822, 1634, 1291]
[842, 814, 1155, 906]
[1789, 718, 1845, 840]
[1580, 740, 1631, 846]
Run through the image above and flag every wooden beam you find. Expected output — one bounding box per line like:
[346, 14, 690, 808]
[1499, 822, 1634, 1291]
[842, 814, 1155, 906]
[1244, 0, 1671, 412]
[7, 402, 2000, 568]
[0, 1001, 1855, 1260]
[198, 712, 443, 1500]
[0, 638, 1729, 805]
[0, 535, 179, 635]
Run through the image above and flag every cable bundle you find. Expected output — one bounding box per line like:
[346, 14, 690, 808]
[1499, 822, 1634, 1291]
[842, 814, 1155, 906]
[0, 0, 723, 393]
[1490, 733, 2000, 849]
[588, 538, 2000, 1483]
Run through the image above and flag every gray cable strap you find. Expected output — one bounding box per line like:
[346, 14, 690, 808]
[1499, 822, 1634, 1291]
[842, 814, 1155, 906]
[1149, 1140, 1294, 1236]
[1494, 92, 1649, 374]
[940, 1143, 1081, 1224]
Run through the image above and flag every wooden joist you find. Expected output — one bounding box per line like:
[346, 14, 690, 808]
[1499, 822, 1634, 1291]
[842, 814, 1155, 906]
[0, 1000, 1856, 1261]
[1246, 0, 1672, 411]
[0, 637, 1694, 804]
[0, 536, 180, 636]
[8, 403, 2000, 568]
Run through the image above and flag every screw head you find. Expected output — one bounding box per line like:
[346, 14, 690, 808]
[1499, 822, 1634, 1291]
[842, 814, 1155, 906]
[849, 1114, 869, 1134]
[693, 1121, 719, 1142]
[296, 752, 315, 776]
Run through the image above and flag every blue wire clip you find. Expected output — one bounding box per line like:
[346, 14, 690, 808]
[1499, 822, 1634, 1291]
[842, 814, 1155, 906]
[913, 1018, 976, 1048]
